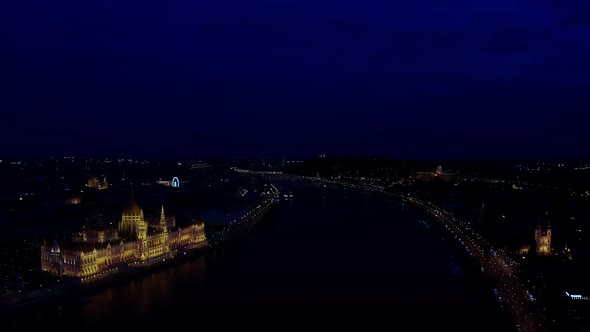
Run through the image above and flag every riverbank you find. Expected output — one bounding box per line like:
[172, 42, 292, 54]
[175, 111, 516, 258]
[4, 177, 514, 332]
[0, 194, 278, 314]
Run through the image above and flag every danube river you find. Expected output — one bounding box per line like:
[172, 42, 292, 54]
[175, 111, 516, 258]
[6, 180, 514, 331]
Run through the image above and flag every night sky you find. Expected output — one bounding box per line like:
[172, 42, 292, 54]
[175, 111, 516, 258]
[1, 1, 589, 159]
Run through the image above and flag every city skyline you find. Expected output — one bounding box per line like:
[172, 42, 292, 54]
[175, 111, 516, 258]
[2, 155, 590, 330]
[3, 1, 590, 330]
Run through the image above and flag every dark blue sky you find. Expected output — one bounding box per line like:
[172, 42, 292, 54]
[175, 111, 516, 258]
[1, 1, 589, 159]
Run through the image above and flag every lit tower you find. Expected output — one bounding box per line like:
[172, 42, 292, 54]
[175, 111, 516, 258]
[158, 205, 168, 232]
[535, 214, 552, 256]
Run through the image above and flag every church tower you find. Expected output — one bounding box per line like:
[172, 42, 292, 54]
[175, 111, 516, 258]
[535, 215, 551, 256]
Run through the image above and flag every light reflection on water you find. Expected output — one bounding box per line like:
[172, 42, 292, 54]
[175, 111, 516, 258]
[82, 256, 209, 324]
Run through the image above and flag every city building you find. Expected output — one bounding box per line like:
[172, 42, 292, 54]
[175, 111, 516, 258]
[65, 196, 82, 205]
[535, 219, 552, 256]
[41, 196, 206, 278]
[157, 177, 180, 187]
[517, 245, 531, 255]
[435, 165, 443, 175]
[88, 176, 109, 190]
[157, 180, 171, 187]
[411, 165, 457, 182]
[72, 226, 118, 244]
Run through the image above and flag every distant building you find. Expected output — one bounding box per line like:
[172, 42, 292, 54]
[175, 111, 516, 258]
[157, 177, 180, 188]
[65, 196, 82, 205]
[154, 205, 172, 232]
[87, 177, 98, 188]
[411, 165, 457, 182]
[435, 165, 443, 175]
[535, 219, 552, 256]
[88, 176, 109, 190]
[517, 245, 531, 255]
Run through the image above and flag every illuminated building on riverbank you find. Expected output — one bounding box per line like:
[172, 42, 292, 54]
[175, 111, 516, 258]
[535, 220, 552, 256]
[41, 198, 206, 278]
[88, 176, 109, 190]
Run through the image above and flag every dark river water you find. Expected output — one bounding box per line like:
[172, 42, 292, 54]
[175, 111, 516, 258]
[7, 181, 513, 331]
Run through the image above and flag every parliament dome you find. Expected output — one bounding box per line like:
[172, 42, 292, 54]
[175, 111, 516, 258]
[123, 202, 143, 216]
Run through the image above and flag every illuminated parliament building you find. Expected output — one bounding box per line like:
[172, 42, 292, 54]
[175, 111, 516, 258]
[41, 197, 207, 278]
